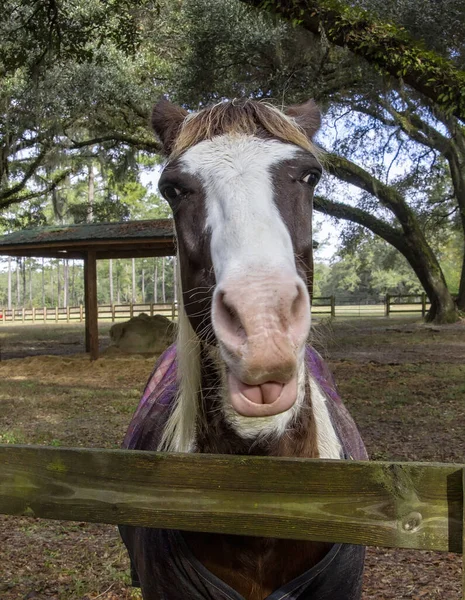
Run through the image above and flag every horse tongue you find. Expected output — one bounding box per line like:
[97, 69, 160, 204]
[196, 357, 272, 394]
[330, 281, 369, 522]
[238, 381, 284, 405]
[228, 373, 298, 416]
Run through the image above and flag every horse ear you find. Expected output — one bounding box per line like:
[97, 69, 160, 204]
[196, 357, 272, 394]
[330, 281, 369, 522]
[286, 99, 321, 140]
[151, 97, 188, 155]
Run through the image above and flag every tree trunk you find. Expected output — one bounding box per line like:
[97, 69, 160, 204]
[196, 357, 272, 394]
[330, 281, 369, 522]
[403, 238, 458, 323]
[109, 259, 114, 305]
[70, 260, 75, 306]
[42, 258, 45, 306]
[173, 256, 178, 304]
[132, 258, 136, 303]
[116, 261, 121, 304]
[16, 259, 20, 306]
[87, 163, 94, 223]
[28, 259, 32, 307]
[446, 140, 465, 310]
[57, 260, 61, 307]
[154, 259, 158, 303]
[63, 259, 69, 308]
[162, 257, 166, 303]
[315, 195, 458, 323]
[50, 265, 54, 306]
[22, 258, 26, 306]
[325, 154, 459, 323]
[7, 257, 12, 310]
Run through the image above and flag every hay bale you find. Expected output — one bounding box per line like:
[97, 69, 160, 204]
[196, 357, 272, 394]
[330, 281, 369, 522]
[109, 313, 176, 354]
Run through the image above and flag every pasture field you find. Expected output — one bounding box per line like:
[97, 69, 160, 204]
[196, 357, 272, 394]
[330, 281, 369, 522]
[0, 318, 464, 599]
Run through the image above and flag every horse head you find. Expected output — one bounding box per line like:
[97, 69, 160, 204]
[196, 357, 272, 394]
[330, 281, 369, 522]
[152, 98, 323, 450]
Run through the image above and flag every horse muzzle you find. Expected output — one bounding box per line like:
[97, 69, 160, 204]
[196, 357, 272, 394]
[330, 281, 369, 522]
[212, 272, 310, 417]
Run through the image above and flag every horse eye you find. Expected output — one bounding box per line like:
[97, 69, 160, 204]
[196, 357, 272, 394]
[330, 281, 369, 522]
[301, 172, 320, 187]
[161, 185, 182, 202]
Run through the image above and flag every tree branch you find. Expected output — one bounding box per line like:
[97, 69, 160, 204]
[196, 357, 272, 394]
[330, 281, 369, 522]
[65, 133, 161, 153]
[325, 152, 417, 228]
[314, 194, 409, 254]
[0, 146, 49, 202]
[0, 167, 72, 210]
[240, 0, 465, 122]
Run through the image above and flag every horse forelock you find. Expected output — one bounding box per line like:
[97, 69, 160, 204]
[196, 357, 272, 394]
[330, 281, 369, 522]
[170, 100, 319, 159]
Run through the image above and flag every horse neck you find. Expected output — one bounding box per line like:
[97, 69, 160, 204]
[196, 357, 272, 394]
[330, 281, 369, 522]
[185, 349, 332, 600]
[194, 345, 320, 459]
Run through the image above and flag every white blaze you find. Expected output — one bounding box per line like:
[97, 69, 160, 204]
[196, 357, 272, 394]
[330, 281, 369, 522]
[180, 135, 299, 283]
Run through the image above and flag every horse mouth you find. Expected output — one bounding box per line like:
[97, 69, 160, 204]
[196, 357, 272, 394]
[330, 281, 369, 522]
[227, 372, 298, 417]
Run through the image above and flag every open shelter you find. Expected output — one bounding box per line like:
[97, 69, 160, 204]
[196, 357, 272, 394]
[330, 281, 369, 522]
[0, 220, 176, 359]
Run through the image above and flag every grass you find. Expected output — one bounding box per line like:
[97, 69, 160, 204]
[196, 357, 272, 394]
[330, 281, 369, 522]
[0, 347, 154, 600]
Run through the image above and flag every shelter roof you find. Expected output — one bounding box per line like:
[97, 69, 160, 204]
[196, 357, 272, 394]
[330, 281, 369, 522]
[0, 219, 176, 259]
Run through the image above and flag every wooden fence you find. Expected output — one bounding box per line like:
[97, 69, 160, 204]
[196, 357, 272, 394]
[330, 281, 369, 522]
[386, 293, 429, 317]
[0, 294, 434, 323]
[0, 303, 178, 323]
[0, 445, 464, 596]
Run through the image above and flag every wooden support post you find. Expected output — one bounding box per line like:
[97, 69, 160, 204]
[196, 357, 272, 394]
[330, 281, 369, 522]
[421, 293, 427, 318]
[111, 304, 115, 322]
[79, 304, 83, 322]
[171, 302, 176, 321]
[150, 303, 154, 317]
[330, 295, 336, 318]
[84, 250, 99, 361]
[130, 302, 134, 318]
[385, 293, 391, 317]
[22, 308, 25, 323]
[43, 307, 47, 323]
[55, 306, 58, 323]
[32, 307, 36, 323]
[66, 306, 70, 323]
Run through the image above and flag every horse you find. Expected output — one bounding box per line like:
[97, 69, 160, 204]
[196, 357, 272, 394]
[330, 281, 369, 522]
[119, 98, 367, 600]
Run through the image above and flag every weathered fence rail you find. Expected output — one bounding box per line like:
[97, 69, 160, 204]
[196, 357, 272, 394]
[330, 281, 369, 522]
[0, 294, 444, 322]
[0, 445, 464, 596]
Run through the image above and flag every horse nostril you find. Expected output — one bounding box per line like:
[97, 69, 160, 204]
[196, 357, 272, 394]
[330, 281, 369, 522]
[291, 283, 306, 320]
[222, 294, 243, 334]
[216, 291, 245, 339]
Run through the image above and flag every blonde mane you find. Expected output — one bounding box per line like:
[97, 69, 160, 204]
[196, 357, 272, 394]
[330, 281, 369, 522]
[171, 99, 320, 159]
[158, 253, 201, 453]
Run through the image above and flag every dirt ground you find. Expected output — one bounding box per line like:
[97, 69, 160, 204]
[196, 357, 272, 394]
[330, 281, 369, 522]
[0, 317, 464, 599]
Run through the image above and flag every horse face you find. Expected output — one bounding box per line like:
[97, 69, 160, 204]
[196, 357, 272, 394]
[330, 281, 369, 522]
[155, 100, 321, 422]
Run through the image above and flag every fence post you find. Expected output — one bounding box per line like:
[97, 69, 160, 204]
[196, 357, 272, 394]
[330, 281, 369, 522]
[55, 307, 58, 323]
[32, 307, 36, 323]
[43, 307, 47, 323]
[79, 304, 83, 322]
[130, 302, 134, 318]
[150, 303, 154, 317]
[330, 295, 336, 318]
[171, 302, 176, 321]
[111, 304, 116, 322]
[385, 293, 391, 317]
[421, 293, 427, 318]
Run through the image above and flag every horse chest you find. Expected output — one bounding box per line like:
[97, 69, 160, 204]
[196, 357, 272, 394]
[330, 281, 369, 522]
[183, 531, 333, 600]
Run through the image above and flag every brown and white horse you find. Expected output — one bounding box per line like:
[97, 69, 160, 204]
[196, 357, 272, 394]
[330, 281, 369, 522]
[120, 98, 366, 600]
